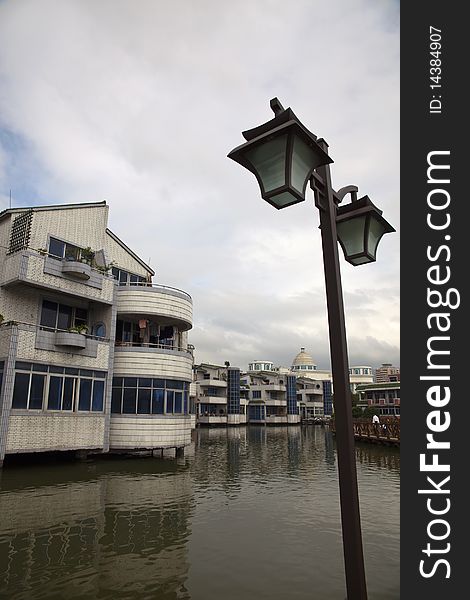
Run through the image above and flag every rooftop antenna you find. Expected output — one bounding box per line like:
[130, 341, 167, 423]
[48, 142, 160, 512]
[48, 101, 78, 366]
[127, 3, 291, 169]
[9, 190, 12, 209]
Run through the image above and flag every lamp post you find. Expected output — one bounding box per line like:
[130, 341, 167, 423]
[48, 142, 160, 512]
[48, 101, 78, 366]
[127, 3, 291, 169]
[228, 98, 395, 600]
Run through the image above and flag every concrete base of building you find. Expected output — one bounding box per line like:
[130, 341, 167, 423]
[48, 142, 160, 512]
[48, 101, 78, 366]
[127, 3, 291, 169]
[287, 415, 301, 424]
[227, 414, 240, 426]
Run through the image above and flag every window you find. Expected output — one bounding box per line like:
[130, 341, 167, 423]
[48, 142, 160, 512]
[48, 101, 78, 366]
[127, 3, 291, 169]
[252, 390, 261, 399]
[116, 320, 176, 348]
[111, 377, 189, 415]
[40, 300, 88, 332]
[248, 405, 265, 420]
[11, 372, 46, 410]
[11, 363, 105, 412]
[48, 237, 81, 261]
[111, 267, 147, 286]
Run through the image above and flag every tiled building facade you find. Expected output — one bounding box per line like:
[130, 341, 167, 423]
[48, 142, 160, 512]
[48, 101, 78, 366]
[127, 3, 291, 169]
[0, 202, 193, 466]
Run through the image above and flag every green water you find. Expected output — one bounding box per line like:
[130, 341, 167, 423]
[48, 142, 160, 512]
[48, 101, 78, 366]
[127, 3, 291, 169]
[0, 426, 399, 599]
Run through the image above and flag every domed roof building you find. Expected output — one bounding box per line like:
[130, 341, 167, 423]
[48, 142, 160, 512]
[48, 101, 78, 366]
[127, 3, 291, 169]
[291, 347, 317, 373]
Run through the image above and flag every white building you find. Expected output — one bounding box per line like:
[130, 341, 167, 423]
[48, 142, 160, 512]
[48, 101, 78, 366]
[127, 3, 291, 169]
[192, 363, 247, 426]
[0, 201, 193, 466]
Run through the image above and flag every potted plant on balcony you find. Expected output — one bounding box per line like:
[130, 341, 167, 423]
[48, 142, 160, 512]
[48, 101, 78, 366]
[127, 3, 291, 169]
[69, 323, 88, 334]
[80, 247, 95, 266]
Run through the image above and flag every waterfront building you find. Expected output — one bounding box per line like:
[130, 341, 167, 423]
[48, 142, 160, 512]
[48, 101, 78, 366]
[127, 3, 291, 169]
[290, 348, 333, 416]
[290, 348, 372, 415]
[241, 370, 300, 425]
[375, 363, 400, 383]
[192, 363, 246, 426]
[0, 201, 193, 466]
[356, 381, 401, 416]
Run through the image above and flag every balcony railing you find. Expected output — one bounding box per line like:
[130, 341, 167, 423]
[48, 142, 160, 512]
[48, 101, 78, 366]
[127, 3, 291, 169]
[0, 320, 110, 343]
[114, 340, 193, 355]
[116, 282, 192, 302]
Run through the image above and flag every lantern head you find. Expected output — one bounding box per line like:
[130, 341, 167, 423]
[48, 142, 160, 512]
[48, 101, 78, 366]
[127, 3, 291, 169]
[336, 195, 395, 265]
[228, 104, 332, 209]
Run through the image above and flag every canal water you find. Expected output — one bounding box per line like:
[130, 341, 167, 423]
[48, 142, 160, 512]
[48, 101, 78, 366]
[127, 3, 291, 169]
[0, 426, 399, 599]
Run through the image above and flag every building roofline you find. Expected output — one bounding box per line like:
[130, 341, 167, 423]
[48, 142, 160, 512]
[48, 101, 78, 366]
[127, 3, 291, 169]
[0, 200, 155, 276]
[0, 201, 107, 222]
[105, 228, 154, 275]
[194, 363, 228, 370]
[356, 382, 400, 390]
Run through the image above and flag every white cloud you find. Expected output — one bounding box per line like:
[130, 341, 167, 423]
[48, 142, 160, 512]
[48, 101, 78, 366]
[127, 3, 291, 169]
[0, 0, 400, 371]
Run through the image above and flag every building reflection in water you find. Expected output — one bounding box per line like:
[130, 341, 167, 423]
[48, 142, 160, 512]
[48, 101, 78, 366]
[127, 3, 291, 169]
[0, 427, 399, 600]
[0, 460, 193, 599]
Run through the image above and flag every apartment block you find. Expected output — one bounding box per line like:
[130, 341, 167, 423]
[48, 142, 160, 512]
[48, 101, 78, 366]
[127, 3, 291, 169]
[0, 202, 193, 466]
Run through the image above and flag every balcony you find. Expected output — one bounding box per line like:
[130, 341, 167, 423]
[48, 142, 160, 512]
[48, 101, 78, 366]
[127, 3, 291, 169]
[1, 322, 111, 368]
[54, 331, 88, 349]
[116, 283, 192, 331]
[60, 260, 92, 280]
[198, 395, 227, 404]
[113, 342, 193, 380]
[1, 250, 115, 304]
[197, 379, 227, 388]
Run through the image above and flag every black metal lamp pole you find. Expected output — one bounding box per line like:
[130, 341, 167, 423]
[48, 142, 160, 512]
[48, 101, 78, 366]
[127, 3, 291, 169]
[313, 142, 368, 600]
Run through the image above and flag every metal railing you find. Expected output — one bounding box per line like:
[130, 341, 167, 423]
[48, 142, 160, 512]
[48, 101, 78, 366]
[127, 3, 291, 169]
[117, 281, 192, 301]
[114, 340, 193, 355]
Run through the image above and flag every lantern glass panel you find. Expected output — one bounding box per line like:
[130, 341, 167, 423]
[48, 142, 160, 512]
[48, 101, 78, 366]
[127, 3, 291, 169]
[336, 215, 367, 256]
[270, 191, 296, 209]
[367, 215, 386, 259]
[245, 134, 288, 193]
[291, 136, 318, 195]
[349, 255, 371, 266]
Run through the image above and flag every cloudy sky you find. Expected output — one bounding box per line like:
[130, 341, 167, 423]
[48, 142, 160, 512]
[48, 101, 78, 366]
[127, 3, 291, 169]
[0, 0, 399, 372]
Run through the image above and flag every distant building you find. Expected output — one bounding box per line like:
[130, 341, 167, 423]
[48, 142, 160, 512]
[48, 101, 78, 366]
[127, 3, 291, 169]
[248, 360, 275, 372]
[0, 201, 193, 467]
[290, 348, 371, 416]
[242, 370, 300, 425]
[356, 382, 400, 416]
[192, 363, 246, 426]
[375, 363, 400, 383]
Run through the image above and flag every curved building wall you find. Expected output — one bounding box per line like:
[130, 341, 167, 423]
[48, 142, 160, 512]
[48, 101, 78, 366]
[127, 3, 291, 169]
[110, 347, 193, 450]
[116, 286, 192, 330]
[113, 348, 192, 380]
[109, 415, 192, 450]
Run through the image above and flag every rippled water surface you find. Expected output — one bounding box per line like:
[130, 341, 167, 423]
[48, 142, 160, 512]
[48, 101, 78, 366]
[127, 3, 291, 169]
[0, 426, 399, 599]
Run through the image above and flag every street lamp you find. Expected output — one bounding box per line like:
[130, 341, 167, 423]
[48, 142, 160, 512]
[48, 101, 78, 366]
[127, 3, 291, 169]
[228, 98, 395, 600]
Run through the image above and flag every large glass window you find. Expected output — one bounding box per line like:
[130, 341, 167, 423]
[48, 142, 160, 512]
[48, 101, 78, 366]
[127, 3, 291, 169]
[137, 388, 151, 414]
[152, 388, 165, 414]
[48, 376, 63, 410]
[12, 373, 30, 409]
[11, 364, 105, 413]
[78, 379, 92, 411]
[110, 378, 188, 415]
[92, 380, 105, 412]
[40, 300, 88, 332]
[123, 388, 137, 414]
